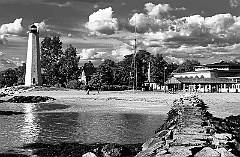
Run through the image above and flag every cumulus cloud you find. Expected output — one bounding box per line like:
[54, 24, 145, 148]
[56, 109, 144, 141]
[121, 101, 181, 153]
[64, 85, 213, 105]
[85, 7, 119, 35]
[79, 48, 108, 60]
[80, 48, 96, 59]
[126, 2, 240, 50]
[128, 3, 173, 33]
[144, 3, 173, 18]
[230, 0, 240, 8]
[143, 13, 240, 47]
[111, 43, 133, 61]
[0, 18, 26, 36]
[129, 13, 149, 33]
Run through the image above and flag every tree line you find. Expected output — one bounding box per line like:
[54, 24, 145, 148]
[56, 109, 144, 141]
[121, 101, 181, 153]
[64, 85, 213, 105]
[0, 36, 202, 89]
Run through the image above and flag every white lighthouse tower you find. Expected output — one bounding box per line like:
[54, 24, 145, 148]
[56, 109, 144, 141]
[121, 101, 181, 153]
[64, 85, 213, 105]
[25, 24, 42, 86]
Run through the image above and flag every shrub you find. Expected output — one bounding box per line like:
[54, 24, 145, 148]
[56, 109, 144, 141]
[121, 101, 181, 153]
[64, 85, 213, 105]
[79, 84, 87, 90]
[100, 85, 128, 91]
[67, 80, 81, 89]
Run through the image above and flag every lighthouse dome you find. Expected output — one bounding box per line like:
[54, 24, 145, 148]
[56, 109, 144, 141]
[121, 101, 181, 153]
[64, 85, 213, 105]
[30, 24, 38, 33]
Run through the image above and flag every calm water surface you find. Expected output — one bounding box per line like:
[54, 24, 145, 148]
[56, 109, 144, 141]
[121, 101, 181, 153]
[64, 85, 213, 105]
[0, 103, 166, 151]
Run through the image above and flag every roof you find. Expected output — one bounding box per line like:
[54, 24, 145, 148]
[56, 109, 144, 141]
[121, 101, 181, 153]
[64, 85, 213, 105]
[166, 77, 236, 84]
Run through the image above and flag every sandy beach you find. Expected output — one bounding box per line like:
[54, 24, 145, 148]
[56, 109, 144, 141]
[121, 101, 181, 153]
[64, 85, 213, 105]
[2, 89, 239, 118]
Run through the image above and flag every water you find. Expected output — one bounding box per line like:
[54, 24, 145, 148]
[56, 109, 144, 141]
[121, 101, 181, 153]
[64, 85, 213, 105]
[0, 103, 166, 152]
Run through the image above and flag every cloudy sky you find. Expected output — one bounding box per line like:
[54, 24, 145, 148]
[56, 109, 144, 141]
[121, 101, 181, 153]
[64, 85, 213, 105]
[1, 0, 240, 70]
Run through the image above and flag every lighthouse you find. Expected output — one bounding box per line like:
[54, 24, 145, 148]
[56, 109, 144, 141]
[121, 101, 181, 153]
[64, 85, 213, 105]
[25, 24, 42, 86]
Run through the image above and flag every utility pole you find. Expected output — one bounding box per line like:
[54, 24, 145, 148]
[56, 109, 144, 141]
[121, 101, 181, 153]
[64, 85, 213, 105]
[134, 14, 137, 91]
[164, 66, 167, 93]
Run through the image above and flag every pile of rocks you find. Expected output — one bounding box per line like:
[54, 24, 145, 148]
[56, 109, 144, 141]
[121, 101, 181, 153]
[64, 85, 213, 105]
[6, 95, 55, 103]
[136, 94, 240, 157]
[0, 85, 33, 96]
[10, 142, 142, 157]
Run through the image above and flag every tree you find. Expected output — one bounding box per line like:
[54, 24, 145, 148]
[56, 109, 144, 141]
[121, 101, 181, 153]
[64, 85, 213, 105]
[96, 59, 115, 85]
[174, 59, 200, 73]
[83, 61, 94, 69]
[15, 63, 26, 85]
[0, 68, 18, 87]
[41, 36, 63, 85]
[59, 44, 80, 85]
[151, 54, 168, 85]
[116, 54, 135, 86]
[40, 37, 80, 86]
[88, 59, 116, 89]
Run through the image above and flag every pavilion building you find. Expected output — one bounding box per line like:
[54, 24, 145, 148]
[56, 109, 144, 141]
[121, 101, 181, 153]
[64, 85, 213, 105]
[166, 61, 240, 93]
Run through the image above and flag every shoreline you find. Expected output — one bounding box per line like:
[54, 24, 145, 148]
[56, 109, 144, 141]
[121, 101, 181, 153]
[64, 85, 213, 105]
[1, 88, 240, 118]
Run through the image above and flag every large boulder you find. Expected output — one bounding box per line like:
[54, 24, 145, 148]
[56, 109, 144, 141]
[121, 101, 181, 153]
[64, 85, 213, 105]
[82, 152, 97, 157]
[215, 148, 237, 157]
[214, 133, 233, 140]
[101, 143, 132, 157]
[194, 147, 220, 157]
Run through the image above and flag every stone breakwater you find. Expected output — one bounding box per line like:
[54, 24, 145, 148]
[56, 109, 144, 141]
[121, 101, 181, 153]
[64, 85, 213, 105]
[136, 94, 240, 157]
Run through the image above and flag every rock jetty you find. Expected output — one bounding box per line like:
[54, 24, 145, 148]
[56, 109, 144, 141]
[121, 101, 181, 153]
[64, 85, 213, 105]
[136, 94, 240, 157]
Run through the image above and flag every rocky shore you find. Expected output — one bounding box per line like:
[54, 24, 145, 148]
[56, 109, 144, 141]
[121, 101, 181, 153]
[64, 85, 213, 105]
[136, 94, 240, 157]
[0, 95, 55, 115]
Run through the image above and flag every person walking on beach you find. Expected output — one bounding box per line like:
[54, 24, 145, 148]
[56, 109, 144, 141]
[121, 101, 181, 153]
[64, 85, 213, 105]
[86, 85, 90, 95]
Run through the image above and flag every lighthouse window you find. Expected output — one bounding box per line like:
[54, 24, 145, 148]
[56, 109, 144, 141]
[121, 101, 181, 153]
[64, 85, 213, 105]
[33, 78, 36, 84]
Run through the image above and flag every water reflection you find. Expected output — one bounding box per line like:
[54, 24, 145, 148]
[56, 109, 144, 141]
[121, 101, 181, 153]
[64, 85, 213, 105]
[35, 112, 165, 144]
[0, 104, 40, 151]
[0, 103, 166, 151]
[20, 104, 40, 144]
[36, 112, 79, 143]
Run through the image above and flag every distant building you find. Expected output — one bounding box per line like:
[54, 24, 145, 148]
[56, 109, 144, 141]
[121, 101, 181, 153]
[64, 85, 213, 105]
[25, 24, 42, 86]
[166, 61, 240, 93]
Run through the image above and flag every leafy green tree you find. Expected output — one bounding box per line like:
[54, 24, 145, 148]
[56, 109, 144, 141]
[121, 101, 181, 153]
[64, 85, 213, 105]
[41, 36, 63, 85]
[97, 59, 115, 85]
[88, 59, 116, 89]
[59, 44, 80, 85]
[174, 59, 200, 73]
[151, 54, 168, 85]
[0, 68, 18, 87]
[116, 54, 135, 86]
[15, 63, 26, 85]
[135, 50, 152, 86]
[40, 37, 80, 86]
[167, 62, 179, 77]
[88, 71, 102, 90]
[83, 61, 94, 69]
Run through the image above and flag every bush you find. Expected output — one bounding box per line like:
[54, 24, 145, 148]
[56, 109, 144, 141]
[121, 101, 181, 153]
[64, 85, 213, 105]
[100, 85, 128, 91]
[79, 84, 87, 90]
[67, 80, 81, 89]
